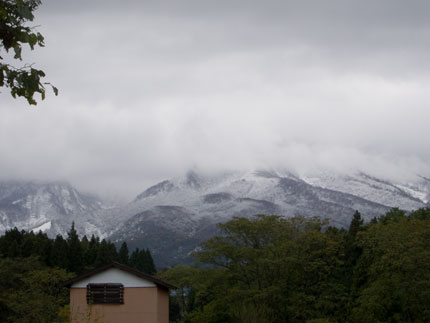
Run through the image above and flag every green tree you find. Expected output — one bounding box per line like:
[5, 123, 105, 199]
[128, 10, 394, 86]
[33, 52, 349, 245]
[0, 257, 72, 323]
[348, 210, 363, 237]
[0, 0, 57, 104]
[351, 213, 430, 322]
[377, 207, 406, 224]
[94, 239, 118, 267]
[409, 207, 430, 221]
[0, 227, 24, 257]
[144, 248, 156, 275]
[157, 265, 199, 321]
[118, 241, 129, 265]
[84, 234, 100, 268]
[196, 215, 347, 322]
[50, 234, 68, 269]
[129, 247, 156, 275]
[66, 222, 83, 274]
[157, 265, 229, 323]
[344, 211, 364, 289]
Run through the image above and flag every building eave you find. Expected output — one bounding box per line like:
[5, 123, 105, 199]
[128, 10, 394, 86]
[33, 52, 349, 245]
[63, 262, 176, 290]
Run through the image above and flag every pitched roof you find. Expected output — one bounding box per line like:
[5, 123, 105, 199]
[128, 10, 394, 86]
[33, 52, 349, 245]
[63, 262, 176, 290]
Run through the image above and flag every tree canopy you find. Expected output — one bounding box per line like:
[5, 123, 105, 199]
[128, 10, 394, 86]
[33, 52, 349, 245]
[159, 209, 430, 323]
[1, 208, 429, 322]
[0, 0, 57, 105]
[0, 224, 157, 321]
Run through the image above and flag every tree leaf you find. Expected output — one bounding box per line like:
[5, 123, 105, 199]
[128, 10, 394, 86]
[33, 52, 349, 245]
[12, 44, 22, 60]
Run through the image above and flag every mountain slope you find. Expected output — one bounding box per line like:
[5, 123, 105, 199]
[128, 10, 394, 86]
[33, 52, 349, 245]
[1, 170, 428, 267]
[109, 170, 428, 266]
[0, 181, 110, 237]
[303, 172, 428, 210]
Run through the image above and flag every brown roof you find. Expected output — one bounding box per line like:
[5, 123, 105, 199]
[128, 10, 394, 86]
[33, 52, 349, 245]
[63, 262, 176, 290]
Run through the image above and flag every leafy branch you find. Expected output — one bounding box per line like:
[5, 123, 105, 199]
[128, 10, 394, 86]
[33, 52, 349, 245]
[0, 0, 57, 105]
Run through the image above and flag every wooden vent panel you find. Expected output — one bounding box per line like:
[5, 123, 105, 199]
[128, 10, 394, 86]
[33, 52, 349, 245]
[87, 283, 124, 304]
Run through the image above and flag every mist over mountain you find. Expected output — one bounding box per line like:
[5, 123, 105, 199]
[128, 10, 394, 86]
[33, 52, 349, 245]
[1, 168, 427, 266]
[0, 181, 111, 238]
[107, 169, 429, 266]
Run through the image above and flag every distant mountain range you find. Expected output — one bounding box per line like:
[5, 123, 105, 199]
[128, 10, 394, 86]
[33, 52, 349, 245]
[0, 170, 429, 266]
[0, 181, 110, 238]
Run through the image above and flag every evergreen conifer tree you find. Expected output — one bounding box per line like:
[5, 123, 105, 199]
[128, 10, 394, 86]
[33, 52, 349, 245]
[66, 222, 83, 274]
[144, 248, 156, 275]
[129, 247, 140, 270]
[50, 235, 69, 269]
[118, 241, 129, 265]
[85, 235, 99, 267]
[94, 239, 118, 267]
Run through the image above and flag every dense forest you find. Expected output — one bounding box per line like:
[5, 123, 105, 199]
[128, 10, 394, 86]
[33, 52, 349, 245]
[0, 224, 155, 322]
[0, 208, 429, 322]
[159, 208, 430, 323]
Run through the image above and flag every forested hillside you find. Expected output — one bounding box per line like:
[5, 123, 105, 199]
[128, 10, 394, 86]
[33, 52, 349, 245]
[159, 208, 430, 323]
[0, 209, 429, 322]
[0, 223, 155, 322]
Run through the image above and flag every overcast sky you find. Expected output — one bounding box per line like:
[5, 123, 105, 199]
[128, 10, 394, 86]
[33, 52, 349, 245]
[1, 0, 429, 200]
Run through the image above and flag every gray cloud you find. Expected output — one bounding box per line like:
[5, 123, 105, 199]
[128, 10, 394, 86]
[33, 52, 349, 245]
[1, 0, 429, 199]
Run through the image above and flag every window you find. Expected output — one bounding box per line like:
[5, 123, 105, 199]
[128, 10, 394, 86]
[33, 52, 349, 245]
[87, 283, 124, 304]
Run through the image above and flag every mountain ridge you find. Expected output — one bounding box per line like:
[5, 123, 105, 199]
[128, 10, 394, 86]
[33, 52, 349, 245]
[108, 170, 429, 266]
[0, 180, 111, 237]
[0, 170, 428, 266]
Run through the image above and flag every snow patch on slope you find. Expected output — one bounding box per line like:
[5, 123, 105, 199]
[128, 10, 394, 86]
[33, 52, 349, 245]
[394, 184, 428, 203]
[32, 221, 52, 233]
[302, 171, 426, 210]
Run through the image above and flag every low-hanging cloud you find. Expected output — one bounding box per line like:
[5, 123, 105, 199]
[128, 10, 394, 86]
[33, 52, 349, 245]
[0, 0, 429, 200]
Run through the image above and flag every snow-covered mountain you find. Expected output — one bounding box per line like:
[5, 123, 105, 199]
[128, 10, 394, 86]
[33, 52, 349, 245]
[303, 172, 429, 210]
[0, 181, 111, 237]
[0, 171, 428, 267]
[108, 170, 429, 266]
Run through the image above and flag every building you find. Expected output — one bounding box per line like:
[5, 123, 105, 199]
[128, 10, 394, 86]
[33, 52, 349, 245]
[64, 262, 175, 323]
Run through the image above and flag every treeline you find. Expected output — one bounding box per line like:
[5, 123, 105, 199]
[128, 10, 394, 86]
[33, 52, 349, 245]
[0, 223, 156, 275]
[159, 208, 430, 323]
[0, 223, 156, 323]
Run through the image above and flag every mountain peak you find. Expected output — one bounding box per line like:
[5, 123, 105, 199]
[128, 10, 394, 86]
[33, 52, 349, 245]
[0, 180, 108, 237]
[185, 170, 201, 189]
[135, 180, 174, 201]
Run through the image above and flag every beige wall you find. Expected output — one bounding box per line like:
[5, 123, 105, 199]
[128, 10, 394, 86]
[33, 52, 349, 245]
[157, 288, 169, 323]
[70, 287, 169, 323]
